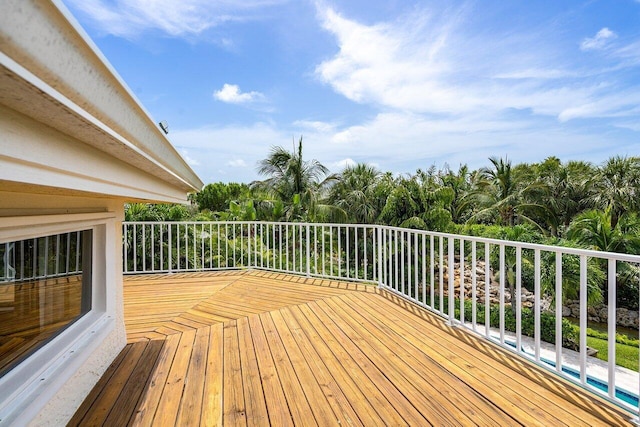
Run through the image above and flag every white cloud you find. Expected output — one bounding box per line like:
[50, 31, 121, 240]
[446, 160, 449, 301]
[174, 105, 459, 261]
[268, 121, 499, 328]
[180, 149, 200, 166]
[292, 120, 337, 133]
[213, 84, 265, 104]
[171, 122, 288, 182]
[332, 158, 356, 170]
[64, 0, 287, 38]
[314, 5, 640, 124]
[580, 28, 617, 51]
[171, 108, 629, 184]
[227, 159, 248, 167]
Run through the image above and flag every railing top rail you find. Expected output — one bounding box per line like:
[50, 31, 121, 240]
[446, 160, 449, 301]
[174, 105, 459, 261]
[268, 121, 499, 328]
[123, 220, 379, 228]
[122, 220, 640, 263]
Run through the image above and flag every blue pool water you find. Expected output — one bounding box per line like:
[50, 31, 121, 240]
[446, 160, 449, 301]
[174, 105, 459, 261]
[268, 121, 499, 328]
[501, 338, 639, 407]
[542, 357, 638, 407]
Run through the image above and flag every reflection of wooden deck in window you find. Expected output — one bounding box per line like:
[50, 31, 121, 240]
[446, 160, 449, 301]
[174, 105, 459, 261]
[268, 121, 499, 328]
[0, 275, 83, 375]
[71, 271, 633, 426]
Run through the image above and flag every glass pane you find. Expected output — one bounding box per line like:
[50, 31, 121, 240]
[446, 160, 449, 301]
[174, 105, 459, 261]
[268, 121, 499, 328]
[0, 230, 92, 378]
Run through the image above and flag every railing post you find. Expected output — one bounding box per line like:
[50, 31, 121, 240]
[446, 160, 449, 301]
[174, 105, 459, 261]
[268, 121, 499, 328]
[168, 223, 173, 274]
[377, 226, 383, 288]
[123, 224, 128, 274]
[306, 223, 310, 277]
[447, 237, 455, 327]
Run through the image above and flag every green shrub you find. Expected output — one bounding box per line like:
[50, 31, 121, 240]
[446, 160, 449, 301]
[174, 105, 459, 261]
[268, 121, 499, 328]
[444, 297, 580, 350]
[586, 328, 640, 347]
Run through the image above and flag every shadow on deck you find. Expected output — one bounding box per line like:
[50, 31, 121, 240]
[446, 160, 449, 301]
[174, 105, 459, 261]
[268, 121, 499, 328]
[70, 271, 633, 426]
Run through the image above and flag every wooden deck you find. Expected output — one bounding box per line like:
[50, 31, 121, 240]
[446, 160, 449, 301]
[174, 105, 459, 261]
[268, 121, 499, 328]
[70, 271, 633, 426]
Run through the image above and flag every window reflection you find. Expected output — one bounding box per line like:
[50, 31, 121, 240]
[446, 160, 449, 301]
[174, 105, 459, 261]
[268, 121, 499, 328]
[0, 230, 92, 377]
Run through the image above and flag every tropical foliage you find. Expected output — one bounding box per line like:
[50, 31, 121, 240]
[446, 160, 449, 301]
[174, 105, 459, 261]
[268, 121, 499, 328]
[127, 140, 640, 310]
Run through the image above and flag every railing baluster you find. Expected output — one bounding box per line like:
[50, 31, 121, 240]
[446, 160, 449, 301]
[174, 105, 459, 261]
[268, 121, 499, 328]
[414, 232, 418, 301]
[447, 237, 454, 325]
[485, 242, 490, 339]
[430, 235, 434, 311]
[439, 236, 444, 313]
[422, 233, 426, 306]
[363, 227, 367, 281]
[168, 223, 172, 273]
[314, 225, 318, 275]
[272, 224, 276, 269]
[499, 244, 505, 344]
[284, 224, 295, 271]
[279, 224, 283, 271]
[142, 224, 147, 272]
[404, 231, 408, 296]
[377, 227, 383, 287]
[306, 224, 311, 277]
[472, 241, 476, 332]
[352, 225, 356, 278]
[579, 255, 588, 385]
[388, 229, 392, 289]
[300, 224, 304, 273]
[152, 224, 156, 271]
[516, 246, 522, 352]
[608, 258, 616, 399]
[534, 249, 541, 362]
[338, 226, 341, 278]
[394, 230, 399, 291]
[217, 223, 221, 269]
[460, 238, 465, 324]
[346, 226, 350, 279]
[123, 224, 129, 274]
[322, 225, 326, 277]
[133, 224, 137, 273]
[193, 223, 197, 270]
[555, 252, 563, 373]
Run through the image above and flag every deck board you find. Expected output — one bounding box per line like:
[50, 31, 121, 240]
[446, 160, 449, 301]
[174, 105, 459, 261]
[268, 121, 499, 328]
[71, 270, 635, 426]
[236, 317, 270, 426]
[247, 314, 294, 427]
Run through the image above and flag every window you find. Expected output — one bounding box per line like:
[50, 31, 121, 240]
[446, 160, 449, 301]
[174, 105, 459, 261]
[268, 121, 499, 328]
[0, 230, 93, 378]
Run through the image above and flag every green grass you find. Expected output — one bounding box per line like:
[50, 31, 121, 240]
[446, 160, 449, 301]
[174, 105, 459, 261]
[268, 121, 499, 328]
[587, 336, 639, 372]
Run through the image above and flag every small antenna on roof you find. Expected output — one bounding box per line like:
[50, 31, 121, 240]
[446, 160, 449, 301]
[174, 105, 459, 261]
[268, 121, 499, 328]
[159, 120, 169, 134]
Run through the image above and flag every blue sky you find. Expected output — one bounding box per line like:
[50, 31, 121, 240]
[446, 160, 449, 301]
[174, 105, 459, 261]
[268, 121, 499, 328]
[62, 0, 640, 185]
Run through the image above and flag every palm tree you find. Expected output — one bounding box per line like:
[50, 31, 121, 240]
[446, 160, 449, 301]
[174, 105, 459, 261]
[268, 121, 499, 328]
[567, 209, 640, 255]
[539, 238, 604, 306]
[253, 137, 341, 221]
[378, 171, 453, 231]
[329, 163, 382, 224]
[470, 156, 545, 229]
[438, 164, 473, 223]
[530, 158, 595, 236]
[566, 209, 640, 308]
[590, 156, 640, 229]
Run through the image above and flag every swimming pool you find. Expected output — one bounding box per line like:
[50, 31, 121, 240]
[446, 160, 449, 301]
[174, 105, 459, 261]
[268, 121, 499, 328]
[500, 338, 639, 408]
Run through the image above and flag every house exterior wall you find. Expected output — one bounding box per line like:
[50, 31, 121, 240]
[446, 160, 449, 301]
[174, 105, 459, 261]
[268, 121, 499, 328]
[0, 0, 203, 424]
[0, 104, 191, 203]
[0, 0, 200, 189]
[0, 195, 126, 425]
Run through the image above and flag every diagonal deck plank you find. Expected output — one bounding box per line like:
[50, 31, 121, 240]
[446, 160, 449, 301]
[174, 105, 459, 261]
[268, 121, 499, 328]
[71, 271, 635, 426]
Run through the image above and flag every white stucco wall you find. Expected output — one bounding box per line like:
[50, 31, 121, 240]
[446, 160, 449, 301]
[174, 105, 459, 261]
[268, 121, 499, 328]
[0, 195, 127, 425]
[0, 0, 201, 191]
[0, 0, 203, 424]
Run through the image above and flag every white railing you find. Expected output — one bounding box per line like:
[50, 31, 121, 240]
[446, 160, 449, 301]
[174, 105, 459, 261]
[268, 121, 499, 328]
[123, 220, 640, 415]
[1, 231, 83, 283]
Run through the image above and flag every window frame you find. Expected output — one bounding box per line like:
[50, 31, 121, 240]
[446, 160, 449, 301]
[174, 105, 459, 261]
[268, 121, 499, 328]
[0, 212, 117, 416]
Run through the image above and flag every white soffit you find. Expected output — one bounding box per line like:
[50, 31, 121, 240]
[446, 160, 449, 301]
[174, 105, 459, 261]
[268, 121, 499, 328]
[0, 0, 204, 197]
